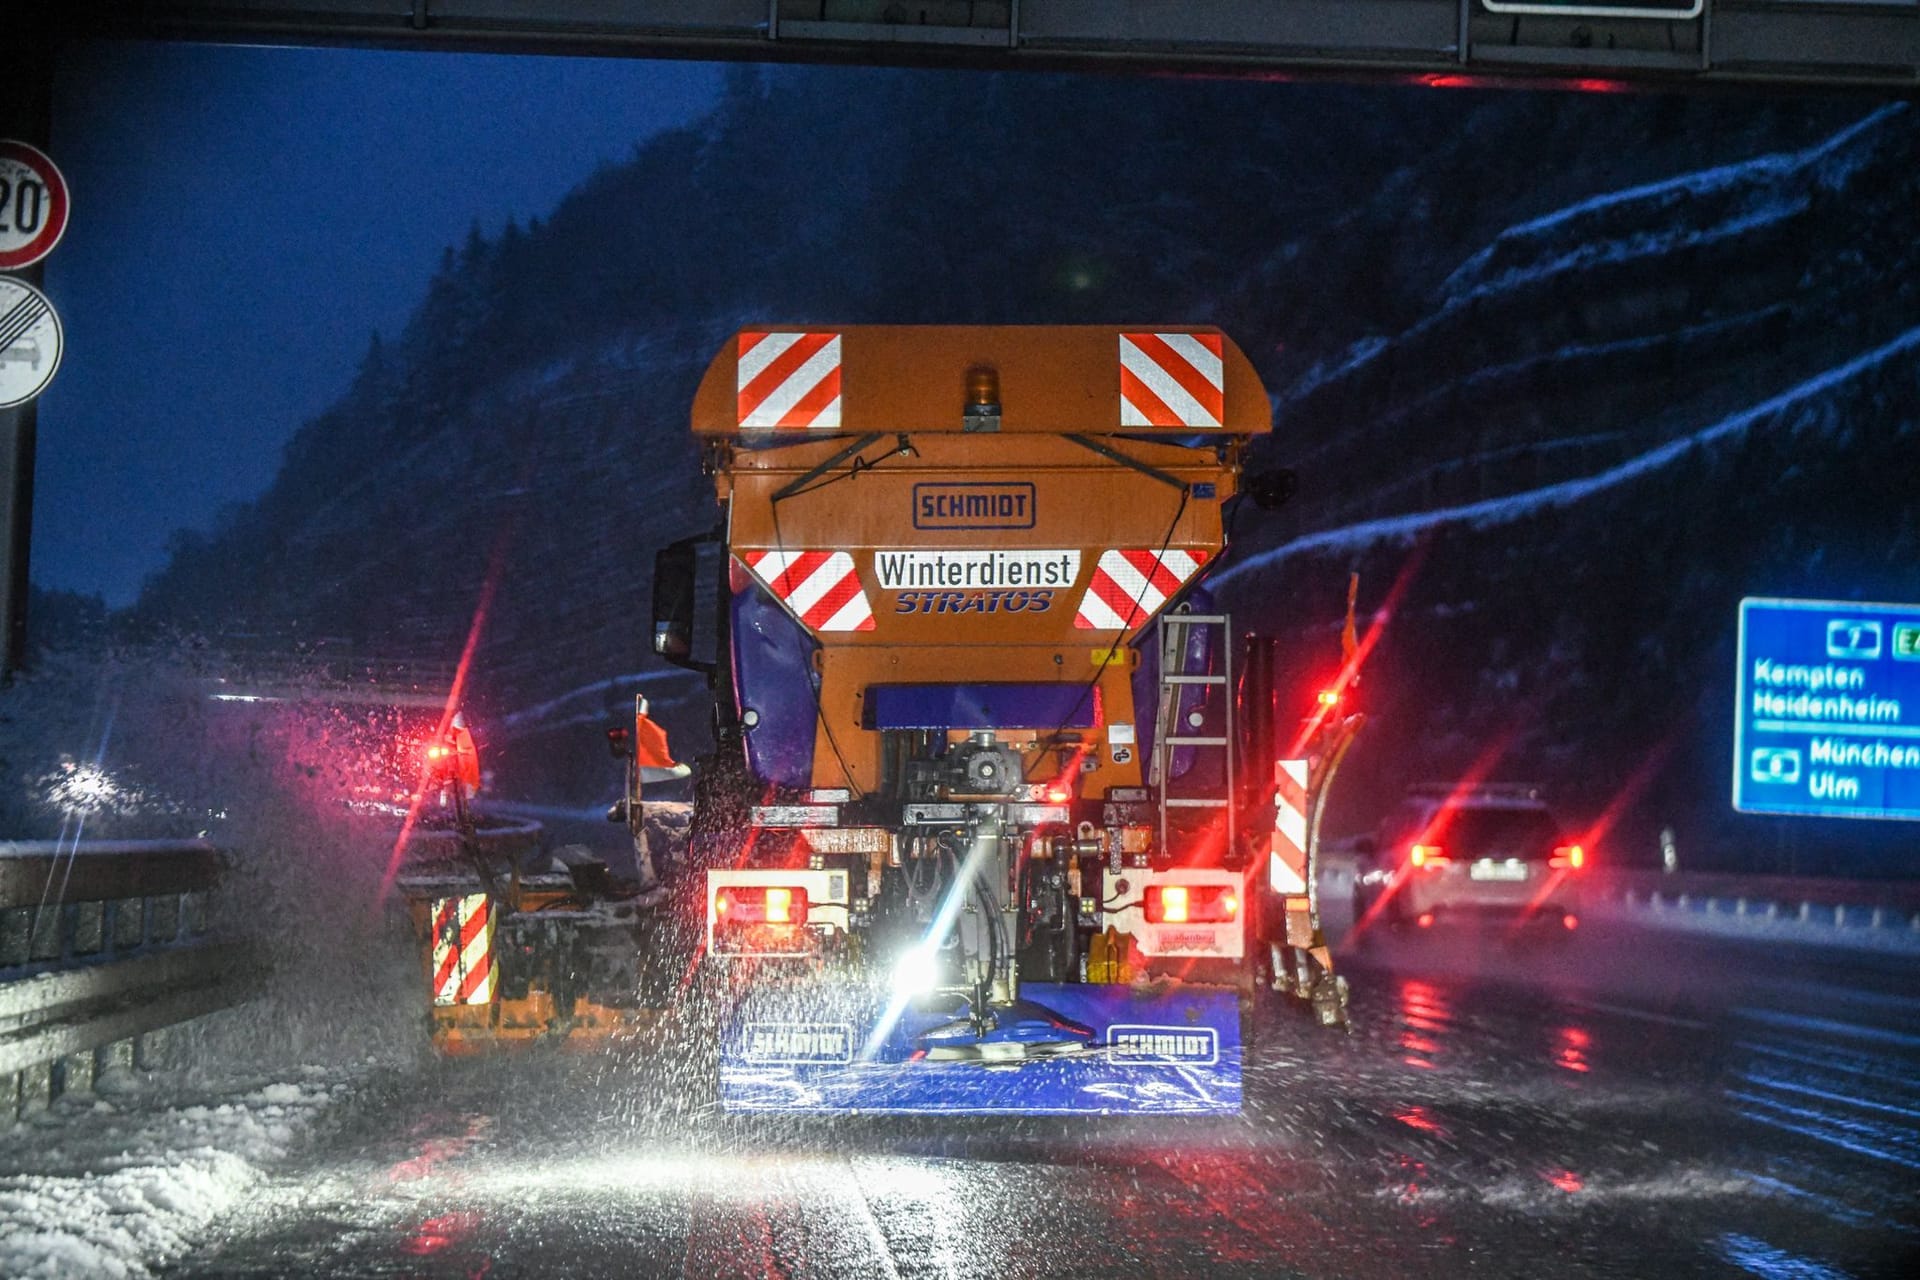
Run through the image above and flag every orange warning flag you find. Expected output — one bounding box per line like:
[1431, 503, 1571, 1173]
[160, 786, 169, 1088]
[448, 721, 481, 794]
[634, 710, 678, 771]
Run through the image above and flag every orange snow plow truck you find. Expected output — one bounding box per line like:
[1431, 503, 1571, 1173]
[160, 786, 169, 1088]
[412, 326, 1361, 1111]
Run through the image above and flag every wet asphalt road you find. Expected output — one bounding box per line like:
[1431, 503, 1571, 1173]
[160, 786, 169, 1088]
[168, 925, 1919, 1279]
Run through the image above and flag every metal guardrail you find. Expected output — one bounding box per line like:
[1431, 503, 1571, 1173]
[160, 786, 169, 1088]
[1320, 847, 1920, 953]
[0, 839, 262, 1116]
[1584, 868, 1920, 953]
[1591, 867, 1920, 914]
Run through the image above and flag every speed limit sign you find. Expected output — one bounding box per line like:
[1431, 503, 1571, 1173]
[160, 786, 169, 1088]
[0, 140, 70, 272]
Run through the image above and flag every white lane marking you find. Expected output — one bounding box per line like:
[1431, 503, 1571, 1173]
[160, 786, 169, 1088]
[1567, 999, 1711, 1031]
[1734, 1006, 1920, 1050]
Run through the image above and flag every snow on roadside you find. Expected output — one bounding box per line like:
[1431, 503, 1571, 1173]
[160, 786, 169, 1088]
[0, 1066, 361, 1279]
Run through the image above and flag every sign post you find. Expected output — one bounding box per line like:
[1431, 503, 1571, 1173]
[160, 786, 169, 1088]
[1735, 597, 1920, 821]
[1, 23, 58, 681]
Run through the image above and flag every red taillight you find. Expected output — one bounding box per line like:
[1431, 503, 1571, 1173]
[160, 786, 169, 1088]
[1409, 844, 1449, 870]
[419, 723, 480, 792]
[1549, 844, 1586, 871]
[713, 885, 809, 925]
[1143, 884, 1239, 925]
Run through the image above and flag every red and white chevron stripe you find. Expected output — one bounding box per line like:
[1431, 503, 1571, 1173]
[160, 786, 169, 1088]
[1119, 332, 1225, 429]
[737, 331, 843, 430]
[430, 894, 495, 1007]
[745, 550, 875, 632]
[1270, 759, 1310, 895]
[1072, 548, 1211, 630]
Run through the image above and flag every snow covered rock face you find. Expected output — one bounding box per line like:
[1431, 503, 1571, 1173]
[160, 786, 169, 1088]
[0, 1070, 354, 1280]
[1265, 104, 1917, 533]
[1223, 105, 1919, 876]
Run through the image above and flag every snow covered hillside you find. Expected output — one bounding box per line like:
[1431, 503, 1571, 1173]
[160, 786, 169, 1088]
[104, 73, 1911, 867]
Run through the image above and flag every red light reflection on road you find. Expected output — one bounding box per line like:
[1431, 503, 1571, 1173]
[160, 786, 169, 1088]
[1398, 979, 1451, 1071]
[1554, 1025, 1592, 1075]
[401, 1211, 483, 1256]
[1115, 1146, 1326, 1266]
[1396, 1106, 1446, 1136]
[1393, 1154, 1435, 1219]
[387, 1115, 490, 1183]
[1544, 1168, 1585, 1193]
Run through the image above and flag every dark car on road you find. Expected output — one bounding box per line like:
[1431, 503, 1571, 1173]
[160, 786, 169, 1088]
[1352, 784, 1587, 934]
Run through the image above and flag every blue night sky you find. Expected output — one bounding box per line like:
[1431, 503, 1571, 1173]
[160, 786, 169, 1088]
[34, 40, 721, 607]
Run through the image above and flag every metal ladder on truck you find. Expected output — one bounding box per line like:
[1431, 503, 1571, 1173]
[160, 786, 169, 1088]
[1151, 609, 1234, 862]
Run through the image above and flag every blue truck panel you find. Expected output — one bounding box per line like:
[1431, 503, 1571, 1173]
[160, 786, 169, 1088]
[718, 981, 1243, 1115]
[731, 583, 819, 788]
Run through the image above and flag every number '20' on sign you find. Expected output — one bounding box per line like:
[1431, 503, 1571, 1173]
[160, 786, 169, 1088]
[0, 177, 49, 237]
[0, 140, 70, 271]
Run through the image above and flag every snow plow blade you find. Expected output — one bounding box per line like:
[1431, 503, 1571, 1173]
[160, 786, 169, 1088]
[718, 982, 1243, 1115]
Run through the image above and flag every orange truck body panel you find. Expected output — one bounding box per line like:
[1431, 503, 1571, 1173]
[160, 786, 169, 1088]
[698, 326, 1270, 796]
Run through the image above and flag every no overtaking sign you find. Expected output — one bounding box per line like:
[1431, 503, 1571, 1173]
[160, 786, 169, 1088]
[0, 278, 61, 410]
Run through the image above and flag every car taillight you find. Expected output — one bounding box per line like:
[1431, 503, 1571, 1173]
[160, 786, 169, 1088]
[1143, 884, 1239, 924]
[1549, 844, 1586, 871]
[714, 885, 810, 925]
[1410, 844, 1450, 870]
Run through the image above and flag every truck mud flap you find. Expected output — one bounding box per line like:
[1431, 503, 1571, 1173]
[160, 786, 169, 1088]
[718, 982, 1242, 1115]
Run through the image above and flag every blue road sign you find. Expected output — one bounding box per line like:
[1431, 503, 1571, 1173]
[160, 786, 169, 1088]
[1735, 597, 1920, 821]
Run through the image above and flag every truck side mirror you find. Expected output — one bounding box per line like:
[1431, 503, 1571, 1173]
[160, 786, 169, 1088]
[652, 539, 700, 662]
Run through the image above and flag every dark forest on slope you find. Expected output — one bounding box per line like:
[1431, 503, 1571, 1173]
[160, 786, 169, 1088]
[100, 66, 1916, 873]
